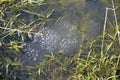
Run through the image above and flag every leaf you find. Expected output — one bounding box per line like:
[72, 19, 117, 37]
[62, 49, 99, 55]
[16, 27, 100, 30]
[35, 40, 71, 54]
[45, 52, 56, 61]
[118, 31, 120, 44]
[26, 66, 35, 69]
[11, 62, 22, 66]
[107, 33, 114, 40]
[0, 42, 2, 46]
[8, 41, 21, 52]
[106, 43, 113, 52]
[47, 9, 54, 18]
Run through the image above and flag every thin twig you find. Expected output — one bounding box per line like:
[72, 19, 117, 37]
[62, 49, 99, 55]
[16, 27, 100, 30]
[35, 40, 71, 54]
[111, 0, 119, 42]
[0, 26, 37, 34]
[107, 6, 118, 11]
[20, 9, 46, 18]
[112, 0, 118, 26]
[101, 7, 108, 56]
[101, 0, 119, 54]
[111, 0, 120, 43]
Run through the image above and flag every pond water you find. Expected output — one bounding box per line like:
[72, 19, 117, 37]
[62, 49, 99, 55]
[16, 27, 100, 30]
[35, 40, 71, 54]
[20, 20, 80, 65]
[19, 0, 120, 66]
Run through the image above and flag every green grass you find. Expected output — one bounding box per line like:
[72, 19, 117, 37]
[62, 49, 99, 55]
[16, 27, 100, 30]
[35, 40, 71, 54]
[0, 0, 120, 80]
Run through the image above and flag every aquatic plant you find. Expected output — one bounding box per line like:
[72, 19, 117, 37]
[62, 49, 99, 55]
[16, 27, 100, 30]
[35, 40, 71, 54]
[0, 0, 120, 80]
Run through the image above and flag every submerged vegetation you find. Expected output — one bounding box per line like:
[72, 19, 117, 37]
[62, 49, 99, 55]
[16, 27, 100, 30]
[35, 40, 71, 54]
[0, 0, 120, 80]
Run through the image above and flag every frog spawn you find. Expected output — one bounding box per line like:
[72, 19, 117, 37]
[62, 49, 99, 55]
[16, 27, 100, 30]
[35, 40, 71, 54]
[21, 21, 80, 66]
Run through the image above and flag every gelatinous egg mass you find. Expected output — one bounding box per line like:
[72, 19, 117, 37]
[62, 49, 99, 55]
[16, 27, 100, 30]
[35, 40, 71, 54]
[20, 21, 80, 66]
